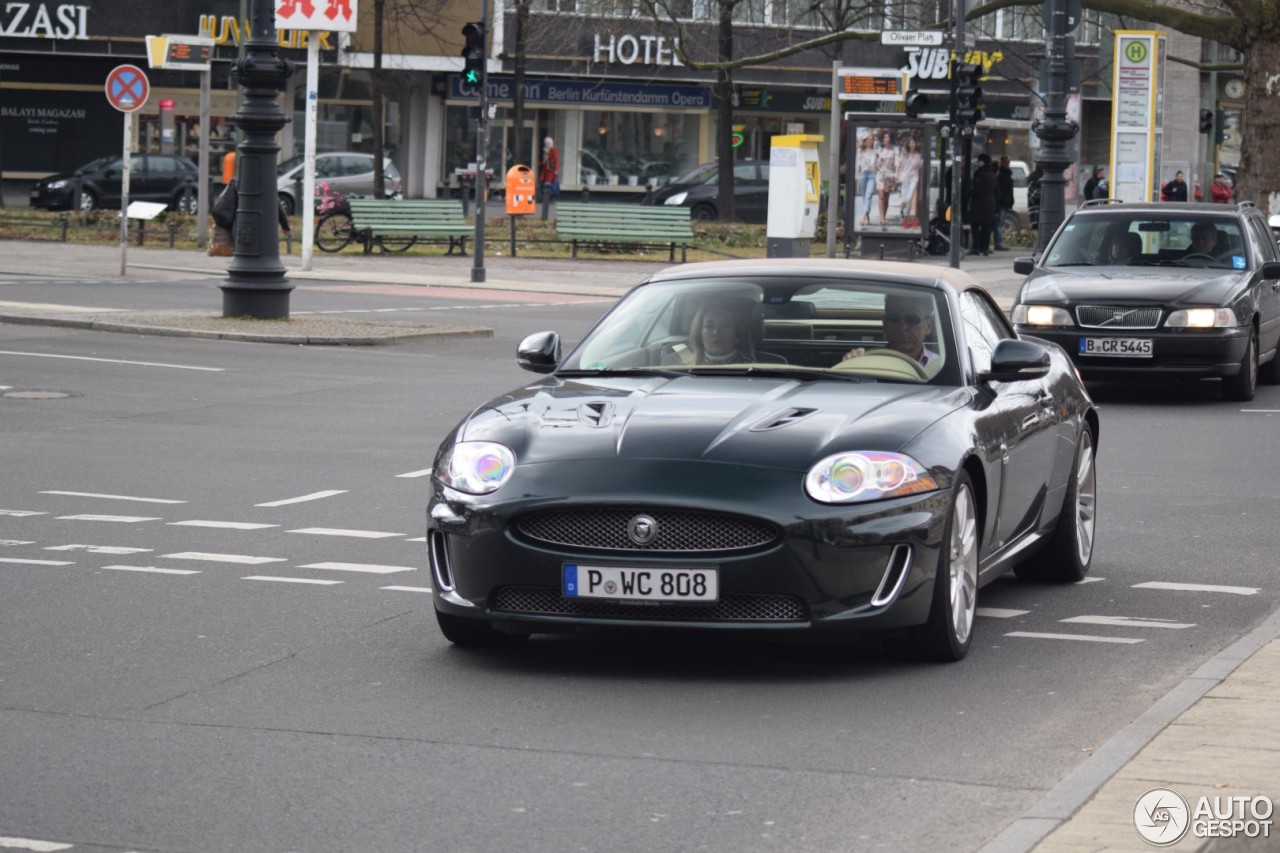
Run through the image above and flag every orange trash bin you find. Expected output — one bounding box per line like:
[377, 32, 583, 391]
[221, 150, 237, 185]
[505, 165, 536, 215]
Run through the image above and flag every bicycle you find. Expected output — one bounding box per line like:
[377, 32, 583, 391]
[313, 183, 360, 253]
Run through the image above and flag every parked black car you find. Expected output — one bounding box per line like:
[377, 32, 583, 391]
[1011, 200, 1280, 400]
[30, 154, 203, 213]
[428, 259, 1100, 662]
[645, 160, 771, 222]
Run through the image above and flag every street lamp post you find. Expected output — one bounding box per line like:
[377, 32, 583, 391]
[220, 0, 295, 319]
[1032, 0, 1079, 253]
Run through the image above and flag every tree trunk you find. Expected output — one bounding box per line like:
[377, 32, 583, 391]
[372, 0, 386, 199]
[714, 3, 736, 221]
[1236, 31, 1280, 216]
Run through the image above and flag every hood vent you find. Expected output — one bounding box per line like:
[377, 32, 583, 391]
[751, 407, 818, 432]
[578, 401, 614, 428]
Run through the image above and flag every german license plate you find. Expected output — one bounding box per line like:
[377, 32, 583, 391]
[1079, 337, 1152, 357]
[562, 564, 718, 603]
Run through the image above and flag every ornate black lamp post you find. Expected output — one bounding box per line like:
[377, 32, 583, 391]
[1032, 0, 1079, 253]
[221, 0, 295, 318]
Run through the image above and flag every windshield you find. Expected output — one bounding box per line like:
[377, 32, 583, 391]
[559, 276, 957, 385]
[76, 156, 117, 174]
[278, 154, 306, 175]
[1045, 213, 1250, 271]
[671, 163, 718, 186]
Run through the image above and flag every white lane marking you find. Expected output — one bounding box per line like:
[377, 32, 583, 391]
[1241, 409, 1280, 413]
[1075, 577, 1106, 584]
[1133, 581, 1259, 596]
[40, 490, 186, 504]
[0, 836, 75, 852]
[0, 539, 35, 546]
[298, 561, 416, 574]
[382, 585, 432, 593]
[162, 552, 286, 565]
[0, 509, 47, 516]
[403, 537, 426, 542]
[104, 565, 202, 576]
[255, 490, 347, 507]
[395, 468, 433, 478]
[243, 576, 343, 585]
[0, 300, 125, 313]
[45, 544, 153, 554]
[1062, 615, 1195, 630]
[287, 527, 403, 539]
[0, 557, 74, 566]
[0, 350, 224, 372]
[169, 520, 280, 530]
[1005, 631, 1145, 644]
[976, 607, 1029, 619]
[56, 514, 161, 523]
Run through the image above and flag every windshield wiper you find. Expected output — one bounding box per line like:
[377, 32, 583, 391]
[686, 365, 875, 383]
[557, 367, 689, 379]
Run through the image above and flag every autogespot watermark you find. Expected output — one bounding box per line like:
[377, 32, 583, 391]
[1134, 787, 1274, 846]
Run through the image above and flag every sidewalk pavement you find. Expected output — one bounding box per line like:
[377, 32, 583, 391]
[2, 239, 1278, 851]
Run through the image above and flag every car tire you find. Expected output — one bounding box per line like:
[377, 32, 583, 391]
[78, 189, 97, 212]
[1001, 211, 1022, 244]
[690, 203, 717, 222]
[277, 192, 295, 218]
[911, 471, 978, 662]
[1222, 329, 1257, 401]
[435, 609, 528, 648]
[171, 192, 197, 215]
[1015, 426, 1096, 583]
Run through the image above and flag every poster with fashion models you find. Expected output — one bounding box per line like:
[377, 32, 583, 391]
[850, 123, 928, 235]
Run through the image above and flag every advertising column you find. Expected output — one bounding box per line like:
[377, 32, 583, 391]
[1109, 31, 1165, 203]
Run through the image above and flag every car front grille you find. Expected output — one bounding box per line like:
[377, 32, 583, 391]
[493, 586, 807, 622]
[515, 508, 778, 553]
[1075, 305, 1163, 329]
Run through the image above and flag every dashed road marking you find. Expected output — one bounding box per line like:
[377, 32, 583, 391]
[56, 514, 161, 523]
[287, 527, 403, 539]
[1075, 577, 1106, 584]
[104, 565, 201, 575]
[0, 539, 35, 546]
[1133, 581, 1259, 596]
[170, 520, 280, 530]
[1005, 632, 1145, 644]
[0, 835, 75, 851]
[162, 552, 286, 565]
[1061, 615, 1195, 630]
[298, 561, 416, 574]
[243, 575, 343, 585]
[382, 585, 432, 593]
[0, 557, 74, 566]
[0, 350, 224, 371]
[41, 490, 185, 504]
[976, 607, 1029, 618]
[0, 509, 46, 517]
[395, 468, 433, 478]
[45, 544, 153, 554]
[255, 490, 347, 507]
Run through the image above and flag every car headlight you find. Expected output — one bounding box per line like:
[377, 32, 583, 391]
[46, 179, 70, 190]
[435, 441, 516, 495]
[663, 192, 688, 206]
[805, 452, 939, 504]
[1012, 304, 1073, 326]
[1165, 308, 1238, 328]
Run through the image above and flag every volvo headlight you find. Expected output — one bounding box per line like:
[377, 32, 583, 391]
[1012, 304, 1073, 326]
[1165, 307, 1238, 328]
[805, 452, 939, 504]
[47, 179, 70, 190]
[436, 442, 516, 495]
[663, 192, 688, 206]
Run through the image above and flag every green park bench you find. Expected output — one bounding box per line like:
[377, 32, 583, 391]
[554, 202, 695, 262]
[346, 199, 470, 255]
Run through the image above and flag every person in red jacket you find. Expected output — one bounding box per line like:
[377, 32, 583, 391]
[537, 136, 559, 202]
[1210, 173, 1234, 204]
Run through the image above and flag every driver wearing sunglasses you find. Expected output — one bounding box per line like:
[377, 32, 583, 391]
[842, 293, 939, 366]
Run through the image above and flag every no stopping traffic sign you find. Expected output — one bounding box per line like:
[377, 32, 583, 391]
[106, 64, 149, 113]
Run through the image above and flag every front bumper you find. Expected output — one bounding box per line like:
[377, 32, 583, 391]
[427, 459, 951, 637]
[30, 185, 74, 210]
[1016, 326, 1249, 380]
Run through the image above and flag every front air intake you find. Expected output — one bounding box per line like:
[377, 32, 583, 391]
[870, 544, 912, 607]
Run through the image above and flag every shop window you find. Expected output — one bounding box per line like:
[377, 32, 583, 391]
[582, 111, 699, 188]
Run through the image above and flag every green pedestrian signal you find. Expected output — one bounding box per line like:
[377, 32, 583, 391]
[461, 21, 485, 86]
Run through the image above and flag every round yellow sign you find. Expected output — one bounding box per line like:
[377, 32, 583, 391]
[1124, 40, 1148, 63]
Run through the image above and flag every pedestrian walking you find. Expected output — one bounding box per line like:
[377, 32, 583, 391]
[994, 155, 1015, 250]
[968, 153, 998, 256]
[1161, 170, 1189, 202]
[537, 136, 560, 203]
[1211, 173, 1233, 204]
[1082, 166, 1106, 203]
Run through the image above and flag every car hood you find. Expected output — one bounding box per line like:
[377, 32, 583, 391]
[649, 181, 707, 201]
[454, 374, 966, 471]
[1020, 268, 1246, 306]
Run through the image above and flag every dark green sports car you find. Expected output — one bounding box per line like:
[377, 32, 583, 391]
[428, 259, 1100, 662]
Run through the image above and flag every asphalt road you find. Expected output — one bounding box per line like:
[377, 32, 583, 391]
[2, 278, 1278, 852]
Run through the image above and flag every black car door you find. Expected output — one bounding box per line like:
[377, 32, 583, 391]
[1245, 215, 1280, 358]
[960, 290, 1060, 549]
[734, 162, 769, 222]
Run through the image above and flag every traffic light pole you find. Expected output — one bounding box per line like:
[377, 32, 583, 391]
[470, 7, 490, 284]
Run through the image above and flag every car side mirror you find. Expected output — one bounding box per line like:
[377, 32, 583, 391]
[1260, 261, 1280, 279]
[1013, 257, 1036, 275]
[517, 331, 560, 373]
[979, 339, 1052, 383]
[103, 169, 118, 180]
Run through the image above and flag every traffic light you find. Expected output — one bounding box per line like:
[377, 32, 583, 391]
[904, 89, 929, 118]
[1199, 109, 1214, 133]
[952, 61, 984, 126]
[1214, 109, 1228, 145]
[461, 21, 484, 85]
